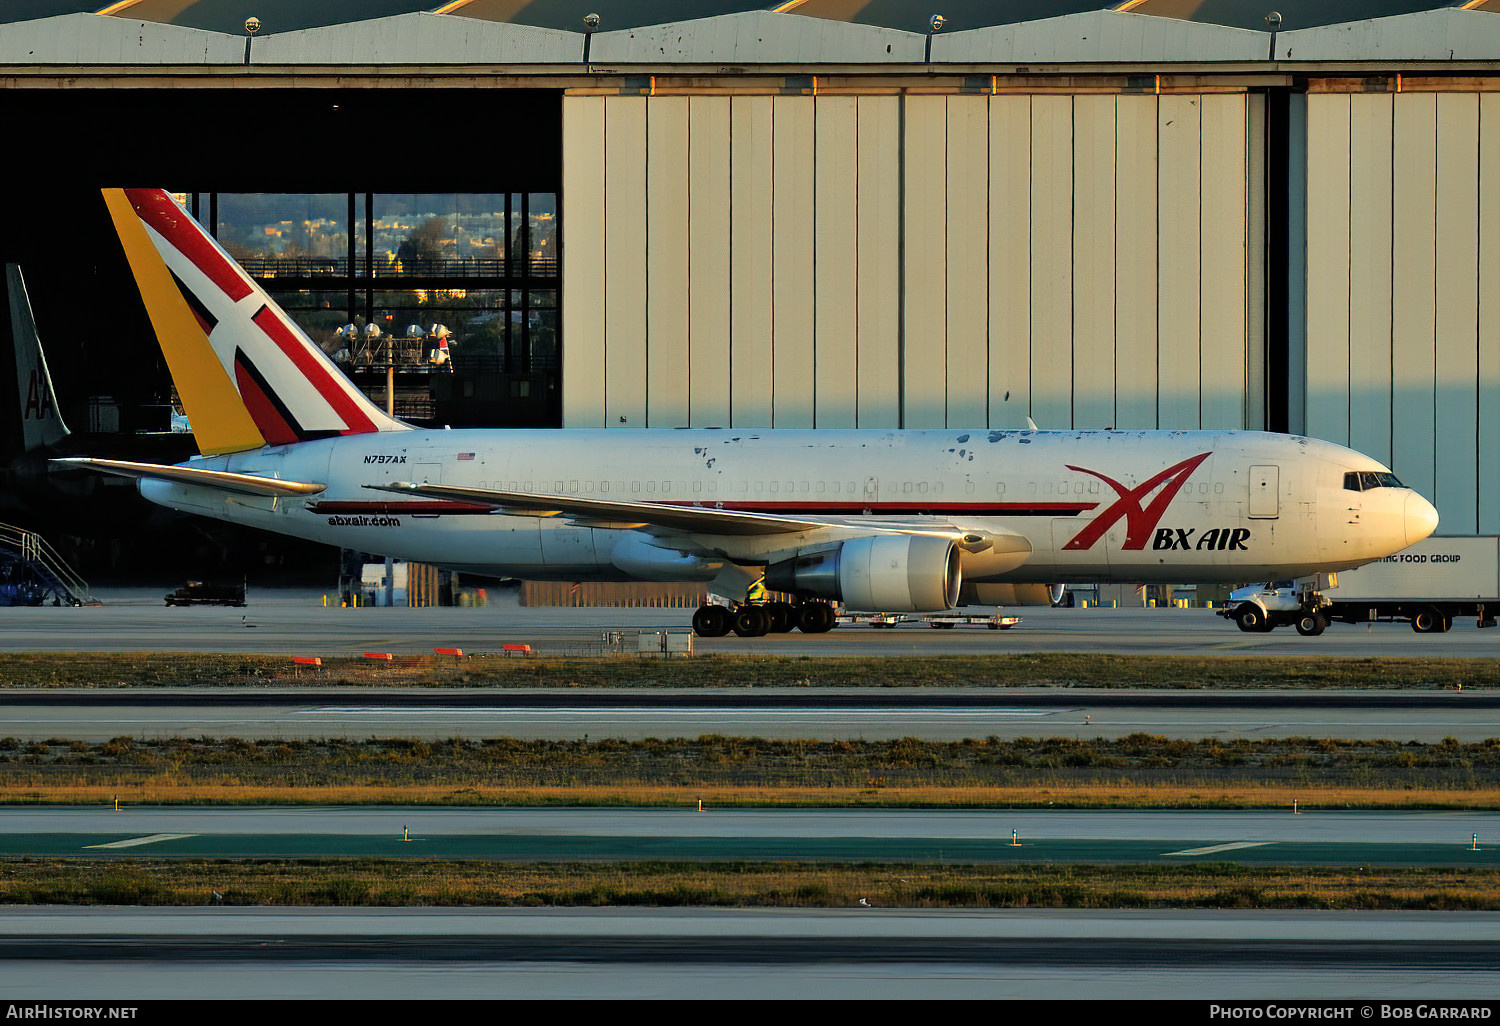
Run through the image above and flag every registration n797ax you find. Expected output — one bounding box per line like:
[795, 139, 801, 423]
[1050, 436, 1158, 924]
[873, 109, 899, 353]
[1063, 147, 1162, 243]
[59, 190, 1439, 637]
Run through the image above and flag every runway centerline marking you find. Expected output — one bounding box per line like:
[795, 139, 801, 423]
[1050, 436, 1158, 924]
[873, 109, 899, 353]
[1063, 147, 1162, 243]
[302, 707, 1059, 718]
[1161, 841, 1272, 857]
[83, 833, 196, 850]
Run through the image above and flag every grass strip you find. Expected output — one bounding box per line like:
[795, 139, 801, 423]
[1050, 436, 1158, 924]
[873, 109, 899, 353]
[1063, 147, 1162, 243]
[0, 651, 1494, 689]
[3, 858, 1498, 910]
[4, 735, 1499, 808]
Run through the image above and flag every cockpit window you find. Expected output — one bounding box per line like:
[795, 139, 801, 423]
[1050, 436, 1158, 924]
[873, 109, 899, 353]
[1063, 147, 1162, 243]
[1344, 471, 1405, 491]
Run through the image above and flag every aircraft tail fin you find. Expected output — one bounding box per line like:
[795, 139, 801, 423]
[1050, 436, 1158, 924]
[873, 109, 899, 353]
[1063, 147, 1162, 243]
[6, 264, 69, 453]
[102, 189, 406, 456]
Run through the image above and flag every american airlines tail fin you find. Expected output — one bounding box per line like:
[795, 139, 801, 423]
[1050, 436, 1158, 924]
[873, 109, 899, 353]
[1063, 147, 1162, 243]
[6, 264, 69, 453]
[102, 189, 406, 456]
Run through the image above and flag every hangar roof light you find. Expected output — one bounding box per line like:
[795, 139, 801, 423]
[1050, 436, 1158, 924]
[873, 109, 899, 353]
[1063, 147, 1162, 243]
[782, 1, 1109, 34]
[1107, 1, 1467, 33]
[0, 0, 1485, 30]
[436, 1, 773, 31]
[1276, 6, 1500, 60]
[0, 0, 1495, 63]
[87, 0, 438, 34]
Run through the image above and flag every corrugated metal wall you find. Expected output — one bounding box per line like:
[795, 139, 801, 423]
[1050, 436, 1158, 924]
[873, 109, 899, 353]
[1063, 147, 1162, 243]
[562, 90, 1262, 433]
[1303, 86, 1500, 534]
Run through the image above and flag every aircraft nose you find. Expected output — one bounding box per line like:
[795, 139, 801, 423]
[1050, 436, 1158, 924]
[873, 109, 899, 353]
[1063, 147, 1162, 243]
[1404, 492, 1439, 547]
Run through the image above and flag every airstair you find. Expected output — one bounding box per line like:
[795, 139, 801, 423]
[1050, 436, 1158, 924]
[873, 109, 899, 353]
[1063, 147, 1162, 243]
[0, 522, 95, 606]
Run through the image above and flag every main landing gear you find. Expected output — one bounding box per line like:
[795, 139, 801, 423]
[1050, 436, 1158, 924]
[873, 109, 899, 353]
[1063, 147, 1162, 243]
[691, 599, 838, 638]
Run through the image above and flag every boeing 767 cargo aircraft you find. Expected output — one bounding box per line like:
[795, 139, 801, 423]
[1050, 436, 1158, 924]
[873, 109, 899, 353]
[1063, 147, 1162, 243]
[59, 189, 1438, 638]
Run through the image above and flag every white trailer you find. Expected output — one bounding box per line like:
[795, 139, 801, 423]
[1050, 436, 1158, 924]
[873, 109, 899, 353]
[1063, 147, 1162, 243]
[924, 612, 1022, 630]
[1219, 537, 1500, 636]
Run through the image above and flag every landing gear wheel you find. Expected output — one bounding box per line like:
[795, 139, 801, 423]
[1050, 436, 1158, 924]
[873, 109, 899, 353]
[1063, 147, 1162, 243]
[1411, 607, 1444, 633]
[796, 602, 837, 634]
[764, 601, 797, 633]
[732, 605, 771, 638]
[692, 604, 732, 638]
[1295, 612, 1328, 637]
[1234, 603, 1273, 633]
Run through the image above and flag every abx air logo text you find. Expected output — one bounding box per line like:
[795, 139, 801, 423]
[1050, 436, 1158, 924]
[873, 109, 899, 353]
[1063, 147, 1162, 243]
[1152, 527, 1250, 551]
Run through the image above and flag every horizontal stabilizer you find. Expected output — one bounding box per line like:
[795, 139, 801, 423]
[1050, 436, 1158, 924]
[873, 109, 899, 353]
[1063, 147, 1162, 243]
[53, 457, 325, 497]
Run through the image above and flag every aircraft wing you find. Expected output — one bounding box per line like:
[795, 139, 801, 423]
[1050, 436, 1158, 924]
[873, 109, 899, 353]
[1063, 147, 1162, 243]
[369, 481, 1012, 547]
[53, 457, 326, 497]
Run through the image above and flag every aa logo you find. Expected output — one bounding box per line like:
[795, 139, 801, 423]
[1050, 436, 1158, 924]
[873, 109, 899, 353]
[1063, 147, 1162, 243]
[23, 368, 53, 421]
[1062, 452, 1212, 551]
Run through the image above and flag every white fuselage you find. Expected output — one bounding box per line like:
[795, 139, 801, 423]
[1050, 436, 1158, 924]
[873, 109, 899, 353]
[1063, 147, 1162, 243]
[139, 427, 1431, 586]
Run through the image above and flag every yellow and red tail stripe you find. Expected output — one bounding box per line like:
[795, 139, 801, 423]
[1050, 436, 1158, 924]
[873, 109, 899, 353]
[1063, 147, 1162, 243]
[103, 188, 403, 455]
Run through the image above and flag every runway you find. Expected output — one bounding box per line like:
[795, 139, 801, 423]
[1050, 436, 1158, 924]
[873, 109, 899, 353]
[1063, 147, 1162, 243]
[5, 907, 1497, 1000]
[5, 808, 1497, 866]
[3, 686, 1496, 741]
[3, 592, 1495, 1002]
[6, 586, 1500, 657]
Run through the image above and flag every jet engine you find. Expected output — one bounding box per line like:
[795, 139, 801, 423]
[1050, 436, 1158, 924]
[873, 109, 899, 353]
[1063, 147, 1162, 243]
[958, 582, 1068, 606]
[764, 535, 961, 611]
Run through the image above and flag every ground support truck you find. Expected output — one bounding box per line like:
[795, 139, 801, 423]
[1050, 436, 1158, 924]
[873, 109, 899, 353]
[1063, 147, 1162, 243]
[1218, 536, 1500, 636]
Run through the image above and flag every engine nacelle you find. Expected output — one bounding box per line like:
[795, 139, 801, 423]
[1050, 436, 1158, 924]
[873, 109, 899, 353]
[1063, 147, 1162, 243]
[958, 583, 1065, 606]
[765, 535, 961, 611]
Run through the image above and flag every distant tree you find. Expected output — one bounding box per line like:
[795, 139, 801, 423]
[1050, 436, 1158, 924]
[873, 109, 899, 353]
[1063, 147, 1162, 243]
[397, 217, 449, 269]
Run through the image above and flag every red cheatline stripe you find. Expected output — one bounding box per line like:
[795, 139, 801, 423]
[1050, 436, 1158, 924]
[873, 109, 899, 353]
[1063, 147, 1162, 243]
[309, 501, 495, 515]
[125, 189, 252, 304]
[251, 306, 379, 435]
[649, 501, 1098, 516]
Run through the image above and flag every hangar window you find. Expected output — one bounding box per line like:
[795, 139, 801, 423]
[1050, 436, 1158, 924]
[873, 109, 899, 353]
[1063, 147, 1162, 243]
[204, 190, 561, 429]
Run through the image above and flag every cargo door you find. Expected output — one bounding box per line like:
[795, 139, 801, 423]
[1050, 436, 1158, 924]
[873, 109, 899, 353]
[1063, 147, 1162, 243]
[1249, 465, 1279, 519]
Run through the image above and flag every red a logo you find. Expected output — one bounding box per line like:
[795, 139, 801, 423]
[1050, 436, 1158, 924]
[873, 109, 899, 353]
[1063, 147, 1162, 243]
[1062, 451, 1212, 551]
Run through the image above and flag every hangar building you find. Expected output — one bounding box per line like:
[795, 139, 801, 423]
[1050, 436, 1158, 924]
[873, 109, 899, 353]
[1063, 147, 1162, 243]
[2, 0, 1498, 570]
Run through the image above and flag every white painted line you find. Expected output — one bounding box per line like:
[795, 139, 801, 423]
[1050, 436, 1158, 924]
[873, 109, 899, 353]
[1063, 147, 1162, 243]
[302, 707, 1059, 718]
[83, 833, 196, 850]
[1161, 841, 1272, 857]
